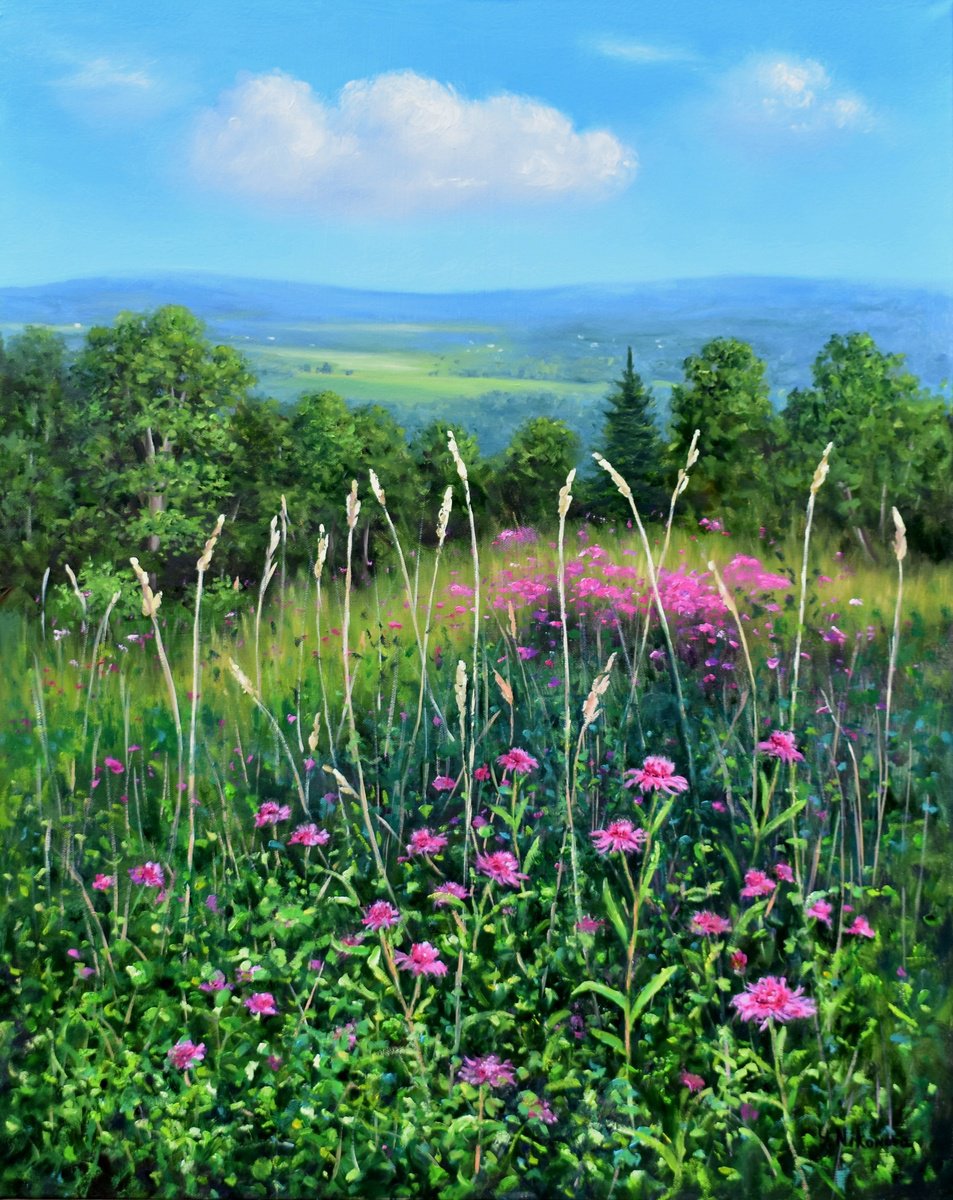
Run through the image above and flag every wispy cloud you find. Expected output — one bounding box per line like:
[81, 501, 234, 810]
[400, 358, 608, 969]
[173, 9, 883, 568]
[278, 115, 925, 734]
[591, 36, 696, 65]
[51, 54, 185, 123]
[191, 70, 637, 217]
[55, 57, 156, 93]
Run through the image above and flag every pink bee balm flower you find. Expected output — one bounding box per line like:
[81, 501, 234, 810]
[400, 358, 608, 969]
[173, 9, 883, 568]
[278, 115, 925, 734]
[690, 911, 732, 936]
[846, 915, 875, 939]
[458, 1054, 517, 1088]
[199, 972, 231, 993]
[103, 756, 124, 774]
[731, 976, 817, 1030]
[741, 869, 776, 898]
[129, 862, 164, 888]
[431, 881, 470, 907]
[168, 1040, 206, 1070]
[244, 993, 278, 1016]
[393, 941, 448, 977]
[575, 916, 606, 933]
[516, 646, 539, 660]
[288, 823, 330, 846]
[473, 765, 492, 781]
[680, 1070, 705, 1093]
[497, 748, 539, 775]
[407, 828, 449, 857]
[591, 820, 647, 856]
[623, 756, 689, 796]
[730, 950, 748, 973]
[362, 900, 401, 930]
[92, 873, 115, 891]
[475, 850, 529, 888]
[807, 899, 833, 927]
[757, 731, 805, 763]
[774, 862, 795, 883]
[253, 802, 291, 828]
[432, 775, 456, 792]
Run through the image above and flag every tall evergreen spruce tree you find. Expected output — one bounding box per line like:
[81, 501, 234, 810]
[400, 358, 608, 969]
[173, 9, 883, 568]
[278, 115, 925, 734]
[592, 347, 664, 520]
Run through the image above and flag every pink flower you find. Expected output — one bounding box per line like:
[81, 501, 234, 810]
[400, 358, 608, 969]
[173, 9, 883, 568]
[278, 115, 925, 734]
[807, 899, 833, 927]
[168, 1040, 206, 1070]
[690, 911, 732, 936]
[575, 916, 606, 933]
[496, 748, 539, 775]
[199, 972, 231, 993]
[731, 976, 817, 1030]
[730, 950, 748, 974]
[591, 820, 647, 856]
[741, 869, 776, 898]
[362, 901, 401, 930]
[244, 993, 278, 1016]
[473, 765, 492, 782]
[432, 775, 456, 792]
[393, 941, 448, 977]
[205, 893, 219, 913]
[680, 1070, 705, 1093]
[458, 1054, 517, 1088]
[623, 756, 689, 796]
[431, 881, 470, 907]
[288, 823, 330, 846]
[475, 851, 529, 888]
[757, 731, 805, 764]
[253, 802, 291, 828]
[67, 948, 81, 960]
[235, 965, 261, 983]
[526, 1094, 558, 1124]
[103, 756, 124, 774]
[407, 828, 449, 857]
[774, 862, 795, 883]
[516, 646, 539, 660]
[846, 915, 875, 939]
[129, 862, 164, 888]
[740, 1102, 760, 1123]
[92, 874, 115, 891]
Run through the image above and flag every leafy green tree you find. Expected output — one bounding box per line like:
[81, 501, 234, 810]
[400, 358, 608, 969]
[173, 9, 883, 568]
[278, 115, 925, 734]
[668, 337, 776, 524]
[224, 396, 294, 579]
[71, 306, 253, 581]
[492, 415, 581, 527]
[409, 420, 490, 540]
[590, 348, 664, 519]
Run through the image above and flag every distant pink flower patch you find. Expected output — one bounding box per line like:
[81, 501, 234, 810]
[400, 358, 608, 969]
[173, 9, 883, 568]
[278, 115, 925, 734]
[244, 993, 278, 1016]
[92, 874, 115, 891]
[741, 869, 776, 898]
[393, 941, 448, 977]
[496, 748, 539, 775]
[757, 731, 805, 763]
[680, 1070, 705, 1093]
[774, 862, 795, 883]
[591, 820, 647, 856]
[253, 802, 291, 828]
[432, 775, 456, 792]
[168, 1040, 205, 1070]
[362, 901, 401, 930]
[103, 756, 124, 774]
[475, 851, 529, 888]
[431, 881, 470, 907]
[845, 915, 875, 939]
[458, 1054, 516, 1088]
[807, 900, 833, 927]
[129, 862, 164, 888]
[407, 828, 449, 857]
[690, 911, 732, 936]
[731, 976, 817, 1030]
[288, 823, 330, 846]
[623, 756, 689, 796]
[575, 916, 606, 934]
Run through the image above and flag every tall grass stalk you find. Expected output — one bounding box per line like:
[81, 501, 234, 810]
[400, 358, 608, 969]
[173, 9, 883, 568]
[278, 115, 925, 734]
[556, 469, 583, 925]
[448, 431, 480, 793]
[413, 487, 454, 747]
[790, 443, 833, 732]
[255, 516, 281, 702]
[873, 508, 906, 882]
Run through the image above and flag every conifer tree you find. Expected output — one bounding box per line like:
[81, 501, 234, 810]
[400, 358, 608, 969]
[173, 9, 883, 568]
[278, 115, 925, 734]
[591, 347, 664, 519]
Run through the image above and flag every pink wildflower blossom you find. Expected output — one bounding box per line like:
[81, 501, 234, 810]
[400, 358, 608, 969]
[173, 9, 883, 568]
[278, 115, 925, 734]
[623, 756, 689, 796]
[244, 993, 278, 1016]
[92, 874, 115, 891]
[475, 851, 529, 888]
[362, 901, 401, 930]
[690, 911, 732, 936]
[846, 915, 875, 939]
[407, 828, 449, 857]
[516, 646, 539, 660]
[496, 747, 539, 775]
[103, 756, 124, 774]
[807, 899, 833, 927]
[575, 916, 606, 933]
[757, 731, 805, 763]
[288, 823, 330, 846]
[774, 862, 795, 883]
[591, 820, 647, 856]
[129, 862, 164, 888]
[526, 1094, 558, 1124]
[731, 976, 817, 1030]
[741, 869, 776, 898]
[199, 972, 231, 993]
[393, 941, 448, 977]
[473, 765, 492, 781]
[253, 802, 291, 828]
[432, 775, 456, 792]
[431, 881, 470, 907]
[680, 1071, 705, 1093]
[730, 950, 748, 973]
[168, 1040, 206, 1070]
[458, 1055, 516, 1088]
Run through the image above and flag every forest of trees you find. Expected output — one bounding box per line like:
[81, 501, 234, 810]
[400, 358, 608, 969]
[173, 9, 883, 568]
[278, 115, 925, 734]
[1, 305, 951, 600]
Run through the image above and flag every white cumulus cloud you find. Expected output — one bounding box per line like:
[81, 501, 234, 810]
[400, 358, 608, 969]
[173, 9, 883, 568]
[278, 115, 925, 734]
[190, 70, 637, 216]
[717, 55, 875, 138]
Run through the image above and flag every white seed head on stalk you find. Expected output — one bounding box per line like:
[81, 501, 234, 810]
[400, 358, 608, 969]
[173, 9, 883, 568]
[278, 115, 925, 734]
[811, 442, 834, 496]
[369, 469, 386, 507]
[891, 507, 907, 563]
[592, 453, 632, 500]
[308, 714, 320, 754]
[280, 494, 289, 522]
[346, 480, 361, 530]
[447, 429, 468, 483]
[507, 601, 517, 640]
[228, 657, 257, 698]
[455, 660, 469, 721]
[197, 514, 225, 571]
[493, 669, 514, 708]
[314, 524, 329, 580]
[322, 764, 358, 798]
[267, 514, 280, 559]
[129, 557, 161, 617]
[582, 652, 616, 727]
[675, 429, 702, 497]
[64, 563, 88, 618]
[436, 486, 453, 544]
[558, 468, 577, 518]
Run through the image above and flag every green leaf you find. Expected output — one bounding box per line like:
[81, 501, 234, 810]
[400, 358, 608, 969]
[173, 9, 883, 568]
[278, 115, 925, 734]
[571, 980, 628, 1015]
[590, 1027, 627, 1056]
[760, 798, 807, 841]
[602, 879, 630, 946]
[630, 965, 678, 1022]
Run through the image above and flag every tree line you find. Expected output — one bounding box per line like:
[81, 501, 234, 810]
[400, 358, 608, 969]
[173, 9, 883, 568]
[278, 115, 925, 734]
[1, 305, 950, 599]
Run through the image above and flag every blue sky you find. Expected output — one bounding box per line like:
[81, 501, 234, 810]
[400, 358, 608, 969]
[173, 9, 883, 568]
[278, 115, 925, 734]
[1, 0, 951, 291]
